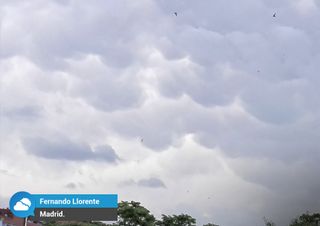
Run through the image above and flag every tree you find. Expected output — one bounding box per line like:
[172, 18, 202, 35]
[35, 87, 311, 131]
[117, 201, 156, 226]
[156, 214, 196, 226]
[263, 217, 276, 226]
[290, 212, 320, 226]
[203, 223, 219, 226]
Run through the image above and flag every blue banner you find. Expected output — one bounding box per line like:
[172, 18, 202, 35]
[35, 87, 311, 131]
[10, 191, 118, 220]
[33, 194, 118, 208]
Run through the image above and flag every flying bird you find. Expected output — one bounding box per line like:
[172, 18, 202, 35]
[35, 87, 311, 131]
[273, 12, 276, 17]
[174, 12, 178, 16]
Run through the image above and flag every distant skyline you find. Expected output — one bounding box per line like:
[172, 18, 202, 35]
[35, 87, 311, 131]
[1, 0, 320, 225]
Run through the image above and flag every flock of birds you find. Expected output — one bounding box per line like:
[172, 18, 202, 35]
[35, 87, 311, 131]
[173, 11, 276, 17]
[136, 9, 278, 201]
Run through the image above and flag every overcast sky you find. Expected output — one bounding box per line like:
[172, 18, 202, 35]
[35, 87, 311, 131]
[1, 0, 320, 225]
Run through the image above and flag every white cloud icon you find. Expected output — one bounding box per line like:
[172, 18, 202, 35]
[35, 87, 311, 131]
[20, 198, 31, 207]
[13, 198, 31, 211]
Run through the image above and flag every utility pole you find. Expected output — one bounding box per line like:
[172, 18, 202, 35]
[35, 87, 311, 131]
[24, 217, 27, 226]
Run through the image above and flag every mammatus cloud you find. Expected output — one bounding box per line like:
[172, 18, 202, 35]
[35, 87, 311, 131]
[1, 0, 320, 225]
[23, 137, 120, 162]
[1, 106, 42, 121]
[120, 178, 166, 189]
[65, 182, 77, 190]
[137, 178, 166, 188]
[0, 169, 9, 175]
[65, 182, 85, 190]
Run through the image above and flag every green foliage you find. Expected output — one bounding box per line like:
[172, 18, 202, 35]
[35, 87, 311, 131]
[42, 221, 57, 226]
[37, 205, 320, 226]
[156, 214, 196, 226]
[290, 212, 320, 226]
[263, 217, 276, 226]
[43, 221, 107, 226]
[117, 201, 156, 226]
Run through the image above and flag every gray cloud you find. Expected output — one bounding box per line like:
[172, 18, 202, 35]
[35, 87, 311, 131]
[0, 0, 161, 68]
[118, 179, 136, 187]
[65, 182, 84, 190]
[66, 56, 145, 111]
[65, 182, 77, 190]
[137, 177, 166, 188]
[0, 169, 15, 177]
[120, 178, 166, 189]
[93, 145, 121, 163]
[229, 158, 320, 225]
[2, 106, 42, 120]
[22, 137, 119, 162]
[0, 169, 9, 175]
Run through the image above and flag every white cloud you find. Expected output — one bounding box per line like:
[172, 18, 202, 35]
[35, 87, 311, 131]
[20, 198, 31, 207]
[293, 0, 318, 15]
[13, 199, 31, 211]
